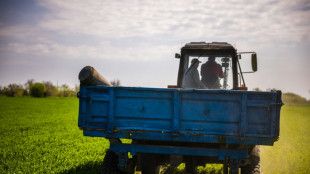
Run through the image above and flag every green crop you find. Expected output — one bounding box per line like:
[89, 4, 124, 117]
[0, 97, 108, 174]
[261, 105, 310, 173]
[0, 97, 309, 173]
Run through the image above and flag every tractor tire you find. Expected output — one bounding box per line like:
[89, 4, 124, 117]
[101, 150, 121, 174]
[185, 157, 196, 174]
[141, 153, 160, 174]
[241, 145, 260, 174]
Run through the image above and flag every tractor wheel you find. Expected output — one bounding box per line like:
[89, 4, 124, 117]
[101, 150, 121, 174]
[141, 153, 160, 174]
[185, 157, 196, 174]
[241, 145, 260, 174]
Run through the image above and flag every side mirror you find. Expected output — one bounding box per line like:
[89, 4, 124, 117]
[251, 53, 257, 72]
[175, 53, 181, 59]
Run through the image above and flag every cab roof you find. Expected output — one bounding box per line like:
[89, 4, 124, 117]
[181, 42, 237, 55]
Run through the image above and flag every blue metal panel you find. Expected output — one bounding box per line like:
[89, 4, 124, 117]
[83, 130, 277, 145]
[180, 93, 241, 135]
[274, 91, 282, 136]
[107, 88, 115, 133]
[79, 86, 282, 145]
[78, 86, 88, 127]
[172, 91, 180, 135]
[240, 93, 247, 137]
[114, 89, 173, 132]
[246, 93, 274, 136]
[110, 143, 248, 160]
[270, 93, 277, 136]
[89, 97, 108, 126]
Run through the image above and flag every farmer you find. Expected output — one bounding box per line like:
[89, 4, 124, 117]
[182, 58, 207, 89]
[200, 56, 224, 89]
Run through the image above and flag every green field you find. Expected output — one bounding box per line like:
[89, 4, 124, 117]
[0, 97, 309, 173]
[0, 97, 108, 174]
[261, 106, 310, 173]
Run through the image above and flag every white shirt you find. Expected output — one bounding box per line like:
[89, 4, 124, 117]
[182, 67, 206, 89]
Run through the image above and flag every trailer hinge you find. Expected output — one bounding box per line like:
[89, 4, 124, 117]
[118, 151, 128, 170]
[77, 92, 80, 98]
[268, 102, 284, 110]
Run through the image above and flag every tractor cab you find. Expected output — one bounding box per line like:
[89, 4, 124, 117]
[174, 42, 257, 90]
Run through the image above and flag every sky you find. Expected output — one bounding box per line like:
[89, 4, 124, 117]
[0, 0, 310, 99]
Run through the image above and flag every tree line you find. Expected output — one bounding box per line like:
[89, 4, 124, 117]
[0, 79, 121, 98]
[1, 80, 308, 104]
[253, 87, 310, 105]
[0, 79, 79, 97]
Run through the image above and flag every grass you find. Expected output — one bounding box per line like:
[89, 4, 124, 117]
[160, 163, 222, 174]
[0, 97, 108, 174]
[261, 105, 310, 173]
[0, 97, 309, 173]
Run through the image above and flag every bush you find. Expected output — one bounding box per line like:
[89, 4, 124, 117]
[3, 84, 24, 97]
[0, 86, 3, 96]
[282, 92, 309, 105]
[43, 81, 58, 97]
[30, 83, 46, 97]
[59, 84, 76, 97]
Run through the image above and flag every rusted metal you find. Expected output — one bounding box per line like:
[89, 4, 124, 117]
[82, 127, 107, 131]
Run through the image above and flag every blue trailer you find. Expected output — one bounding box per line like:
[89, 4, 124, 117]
[78, 42, 283, 174]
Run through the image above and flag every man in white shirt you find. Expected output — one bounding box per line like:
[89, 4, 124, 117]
[182, 59, 207, 89]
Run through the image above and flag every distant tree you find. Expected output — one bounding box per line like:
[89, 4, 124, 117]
[75, 84, 80, 93]
[1, 87, 8, 96]
[110, 79, 121, 86]
[59, 84, 75, 97]
[30, 83, 46, 97]
[5, 83, 24, 97]
[0, 86, 2, 96]
[23, 88, 29, 96]
[282, 92, 308, 105]
[61, 84, 70, 97]
[43, 81, 58, 96]
[14, 85, 24, 97]
[24, 79, 35, 92]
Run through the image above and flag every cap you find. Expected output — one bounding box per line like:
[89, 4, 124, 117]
[191, 58, 201, 64]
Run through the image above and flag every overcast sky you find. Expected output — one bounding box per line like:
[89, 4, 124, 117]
[0, 0, 309, 99]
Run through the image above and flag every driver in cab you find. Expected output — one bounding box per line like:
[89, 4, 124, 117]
[200, 56, 224, 89]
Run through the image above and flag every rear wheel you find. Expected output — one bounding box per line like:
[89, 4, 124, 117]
[141, 153, 160, 174]
[101, 150, 121, 174]
[241, 145, 260, 174]
[185, 157, 196, 173]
